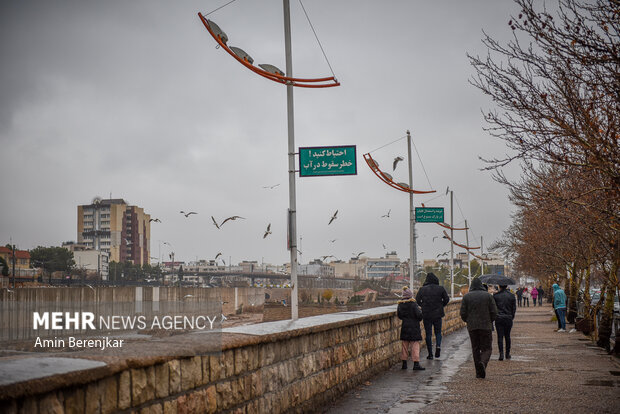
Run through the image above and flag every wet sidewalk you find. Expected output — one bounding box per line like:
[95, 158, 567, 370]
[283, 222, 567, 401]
[325, 305, 620, 414]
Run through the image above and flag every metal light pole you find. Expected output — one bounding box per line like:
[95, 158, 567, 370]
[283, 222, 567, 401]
[449, 190, 454, 298]
[480, 236, 484, 276]
[406, 130, 416, 290]
[284, 0, 299, 320]
[465, 219, 472, 286]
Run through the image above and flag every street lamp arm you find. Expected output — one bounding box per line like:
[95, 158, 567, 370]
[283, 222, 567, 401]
[363, 153, 436, 194]
[436, 221, 469, 231]
[198, 13, 340, 88]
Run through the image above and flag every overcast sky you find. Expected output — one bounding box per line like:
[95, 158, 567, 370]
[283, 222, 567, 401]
[1, 0, 523, 266]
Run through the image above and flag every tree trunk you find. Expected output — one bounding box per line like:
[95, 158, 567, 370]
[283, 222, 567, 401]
[596, 283, 615, 352]
[567, 264, 579, 324]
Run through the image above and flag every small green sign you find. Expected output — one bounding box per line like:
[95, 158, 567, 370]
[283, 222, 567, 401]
[299, 146, 357, 177]
[415, 207, 444, 223]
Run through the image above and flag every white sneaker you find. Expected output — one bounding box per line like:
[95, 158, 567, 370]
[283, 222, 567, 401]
[557, 329, 566, 332]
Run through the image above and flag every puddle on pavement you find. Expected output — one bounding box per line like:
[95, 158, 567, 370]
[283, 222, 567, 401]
[390, 332, 472, 414]
[501, 355, 534, 362]
[583, 379, 620, 387]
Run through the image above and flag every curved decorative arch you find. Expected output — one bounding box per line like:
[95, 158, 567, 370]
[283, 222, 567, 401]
[198, 13, 340, 88]
[363, 153, 436, 194]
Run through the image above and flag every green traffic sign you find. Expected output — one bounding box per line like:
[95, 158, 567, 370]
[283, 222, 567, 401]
[299, 145, 357, 177]
[415, 207, 444, 223]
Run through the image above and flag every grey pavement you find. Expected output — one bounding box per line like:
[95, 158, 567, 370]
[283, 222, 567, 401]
[324, 327, 471, 413]
[325, 305, 620, 414]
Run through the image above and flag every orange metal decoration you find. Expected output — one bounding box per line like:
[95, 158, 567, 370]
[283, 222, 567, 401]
[442, 230, 480, 251]
[363, 153, 436, 194]
[198, 13, 340, 88]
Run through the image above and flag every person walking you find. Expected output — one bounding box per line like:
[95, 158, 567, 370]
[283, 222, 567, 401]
[523, 287, 530, 307]
[552, 283, 567, 332]
[460, 278, 498, 379]
[397, 287, 425, 370]
[537, 285, 544, 306]
[516, 287, 523, 307]
[531, 286, 538, 307]
[415, 272, 450, 359]
[493, 285, 516, 360]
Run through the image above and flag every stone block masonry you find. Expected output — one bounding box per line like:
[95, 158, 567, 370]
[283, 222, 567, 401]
[0, 301, 465, 413]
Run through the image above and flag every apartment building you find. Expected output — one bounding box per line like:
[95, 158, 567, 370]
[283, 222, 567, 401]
[77, 197, 150, 265]
[366, 252, 402, 279]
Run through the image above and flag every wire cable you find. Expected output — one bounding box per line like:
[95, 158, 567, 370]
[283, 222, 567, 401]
[299, 0, 336, 77]
[205, 0, 238, 16]
[368, 135, 407, 154]
[411, 139, 433, 190]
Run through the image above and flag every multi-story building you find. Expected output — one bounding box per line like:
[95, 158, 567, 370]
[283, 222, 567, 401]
[366, 252, 402, 279]
[0, 246, 31, 271]
[62, 242, 110, 280]
[329, 258, 366, 279]
[77, 197, 150, 265]
[298, 260, 335, 278]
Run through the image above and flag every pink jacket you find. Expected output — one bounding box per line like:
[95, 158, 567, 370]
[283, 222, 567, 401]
[531, 288, 538, 299]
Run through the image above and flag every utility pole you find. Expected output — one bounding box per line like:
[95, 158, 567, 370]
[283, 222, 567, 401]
[284, 0, 299, 320]
[465, 219, 472, 286]
[406, 130, 416, 290]
[11, 243, 16, 289]
[450, 190, 454, 298]
[480, 236, 484, 276]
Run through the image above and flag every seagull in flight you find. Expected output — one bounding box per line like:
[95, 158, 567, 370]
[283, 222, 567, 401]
[328, 210, 338, 225]
[382, 243, 387, 250]
[381, 209, 391, 218]
[321, 255, 335, 261]
[445, 186, 450, 195]
[215, 252, 222, 260]
[262, 184, 280, 189]
[393, 156, 404, 171]
[149, 218, 161, 223]
[437, 251, 449, 257]
[220, 215, 245, 227]
[432, 236, 439, 242]
[352, 252, 365, 259]
[211, 216, 220, 229]
[180, 211, 197, 217]
[329, 239, 337, 243]
[263, 223, 272, 239]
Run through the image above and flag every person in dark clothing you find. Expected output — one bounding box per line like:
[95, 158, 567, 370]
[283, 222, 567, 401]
[537, 285, 544, 306]
[516, 287, 523, 307]
[397, 287, 425, 370]
[460, 278, 498, 379]
[415, 272, 450, 359]
[493, 285, 517, 360]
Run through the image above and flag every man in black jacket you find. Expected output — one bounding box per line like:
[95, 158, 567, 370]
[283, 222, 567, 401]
[493, 285, 516, 360]
[460, 278, 498, 379]
[415, 272, 450, 359]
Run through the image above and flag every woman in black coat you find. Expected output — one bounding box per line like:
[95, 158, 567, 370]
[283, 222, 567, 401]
[397, 287, 425, 370]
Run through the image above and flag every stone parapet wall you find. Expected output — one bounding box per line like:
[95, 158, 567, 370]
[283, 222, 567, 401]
[0, 300, 465, 413]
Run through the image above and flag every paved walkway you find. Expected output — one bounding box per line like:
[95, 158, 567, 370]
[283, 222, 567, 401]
[325, 305, 620, 414]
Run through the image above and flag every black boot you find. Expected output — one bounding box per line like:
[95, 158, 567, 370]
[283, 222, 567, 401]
[435, 347, 441, 358]
[413, 361, 426, 371]
[498, 351, 504, 361]
[401, 360, 407, 370]
[505, 350, 511, 360]
[426, 346, 434, 360]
